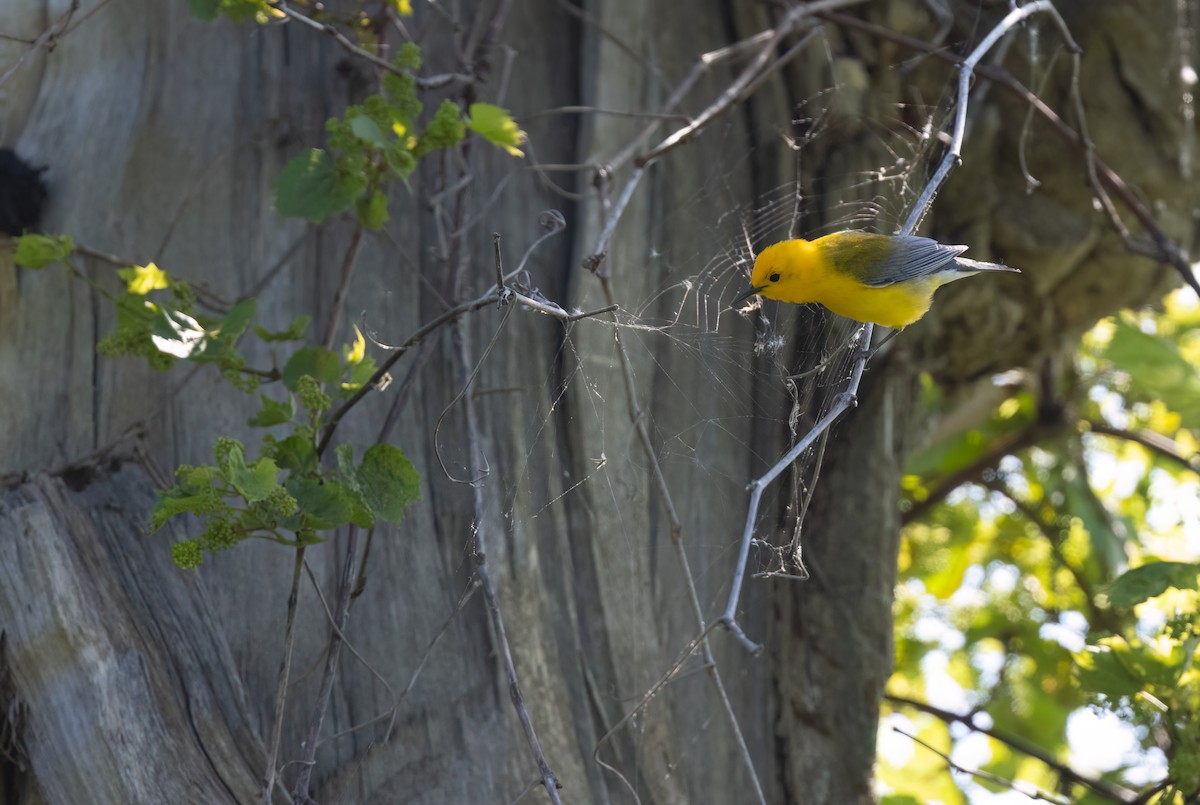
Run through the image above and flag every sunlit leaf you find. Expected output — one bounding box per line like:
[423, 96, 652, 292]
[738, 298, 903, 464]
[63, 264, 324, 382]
[466, 102, 527, 157]
[150, 307, 208, 359]
[1105, 318, 1200, 428]
[121, 262, 170, 295]
[1109, 561, 1200, 608]
[14, 234, 73, 269]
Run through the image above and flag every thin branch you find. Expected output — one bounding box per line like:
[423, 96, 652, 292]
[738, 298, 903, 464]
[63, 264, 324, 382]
[583, 0, 859, 275]
[269, 2, 471, 88]
[0, 0, 78, 90]
[893, 727, 1071, 804]
[262, 546, 307, 804]
[820, 9, 1200, 297]
[319, 283, 612, 455]
[452, 317, 562, 805]
[1085, 420, 1200, 474]
[291, 527, 362, 803]
[322, 224, 366, 350]
[722, 0, 1076, 649]
[901, 422, 1045, 526]
[900, 1, 1078, 234]
[885, 694, 1139, 803]
[634, 3, 852, 169]
[594, 277, 767, 803]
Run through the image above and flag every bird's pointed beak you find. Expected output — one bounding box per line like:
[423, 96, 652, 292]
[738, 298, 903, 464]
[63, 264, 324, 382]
[731, 284, 765, 308]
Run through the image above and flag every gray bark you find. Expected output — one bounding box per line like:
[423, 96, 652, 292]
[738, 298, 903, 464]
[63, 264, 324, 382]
[0, 1, 1193, 803]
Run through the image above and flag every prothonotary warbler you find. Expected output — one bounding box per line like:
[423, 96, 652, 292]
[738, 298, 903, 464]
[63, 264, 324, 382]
[732, 230, 1019, 329]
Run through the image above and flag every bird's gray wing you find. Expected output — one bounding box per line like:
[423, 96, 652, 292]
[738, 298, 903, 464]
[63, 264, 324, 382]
[857, 235, 967, 287]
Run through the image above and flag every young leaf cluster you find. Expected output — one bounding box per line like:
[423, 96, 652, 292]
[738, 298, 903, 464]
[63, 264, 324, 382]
[273, 42, 526, 228]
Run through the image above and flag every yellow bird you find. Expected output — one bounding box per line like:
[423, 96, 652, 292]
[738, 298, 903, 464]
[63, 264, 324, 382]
[732, 230, 1019, 329]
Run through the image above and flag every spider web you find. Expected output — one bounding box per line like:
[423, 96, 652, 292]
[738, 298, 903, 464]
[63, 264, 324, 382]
[356, 48, 952, 800]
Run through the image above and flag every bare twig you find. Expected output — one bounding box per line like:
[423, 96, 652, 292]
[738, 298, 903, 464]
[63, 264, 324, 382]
[291, 527, 362, 803]
[893, 727, 1071, 804]
[721, 0, 1076, 649]
[0, 0, 79, 89]
[901, 421, 1045, 525]
[1084, 421, 1200, 474]
[452, 318, 562, 805]
[319, 279, 613, 455]
[322, 224, 366, 350]
[885, 694, 1139, 802]
[820, 8, 1200, 297]
[269, 2, 471, 88]
[583, 0, 860, 274]
[593, 278, 767, 802]
[262, 547, 307, 804]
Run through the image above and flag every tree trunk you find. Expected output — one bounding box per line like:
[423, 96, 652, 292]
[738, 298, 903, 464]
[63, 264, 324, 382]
[0, 1, 1193, 803]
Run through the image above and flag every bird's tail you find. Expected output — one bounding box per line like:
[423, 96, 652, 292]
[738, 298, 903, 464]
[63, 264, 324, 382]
[954, 256, 1019, 274]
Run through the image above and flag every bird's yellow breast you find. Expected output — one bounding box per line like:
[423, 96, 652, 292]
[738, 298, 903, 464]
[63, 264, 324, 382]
[753, 238, 936, 328]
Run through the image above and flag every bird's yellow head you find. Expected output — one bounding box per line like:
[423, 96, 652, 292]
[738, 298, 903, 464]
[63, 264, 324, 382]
[732, 240, 814, 306]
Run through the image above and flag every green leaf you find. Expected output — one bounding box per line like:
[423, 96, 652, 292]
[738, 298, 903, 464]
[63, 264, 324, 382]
[1109, 561, 1200, 608]
[152, 489, 208, 530]
[420, 99, 467, 154]
[358, 443, 421, 524]
[186, 0, 221, 20]
[274, 149, 358, 223]
[255, 315, 310, 343]
[282, 346, 342, 390]
[287, 476, 355, 530]
[466, 102, 527, 157]
[905, 392, 1036, 479]
[268, 433, 317, 474]
[356, 190, 388, 231]
[350, 115, 387, 147]
[220, 444, 280, 503]
[1105, 319, 1200, 428]
[335, 443, 356, 477]
[14, 234, 74, 269]
[1075, 643, 1143, 698]
[341, 355, 377, 395]
[214, 298, 257, 345]
[249, 394, 295, 428]
[384, 141, 416, 178]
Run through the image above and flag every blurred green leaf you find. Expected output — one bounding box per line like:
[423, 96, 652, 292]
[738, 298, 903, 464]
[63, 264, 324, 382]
[1105, 319, 1200, 428]
[14, 234, 74, 269]
[1075, 641, 1143, 698]
[466, 102, 526, 156]
[1109, 562, 1200, 608]
[282, 347, 342, 390]
[256, 315, 310, 343]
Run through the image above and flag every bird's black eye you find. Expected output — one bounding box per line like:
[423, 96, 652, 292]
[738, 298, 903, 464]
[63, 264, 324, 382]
[769, 272, 781, 283]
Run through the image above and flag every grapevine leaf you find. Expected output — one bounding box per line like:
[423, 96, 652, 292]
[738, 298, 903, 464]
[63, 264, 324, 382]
[14, 234, 74, 269]
[358, 443, 420, 524]
[274, 149, 358, 223]
[466, 103, 527, 157]
[282, 346, 342, 390]
[249, 394, 295, 428]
